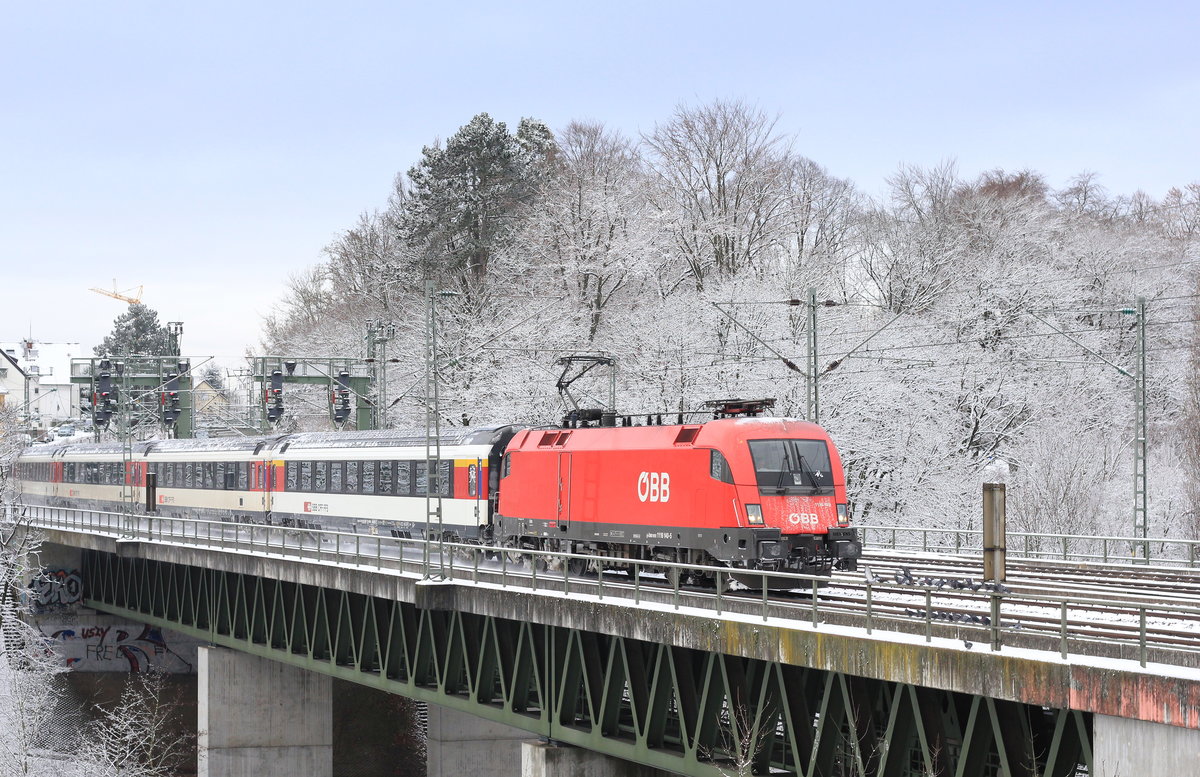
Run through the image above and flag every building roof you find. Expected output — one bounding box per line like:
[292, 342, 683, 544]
[0, 348, 27, 379]
[0, 340, 82, 383]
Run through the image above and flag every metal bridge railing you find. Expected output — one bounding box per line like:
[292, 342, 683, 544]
[859, 524, 1200, 568]
[15, 503, 1200, 668]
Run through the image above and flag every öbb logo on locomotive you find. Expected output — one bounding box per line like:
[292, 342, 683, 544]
[636, 471, 671, 503]
[13, 408, 861, 589]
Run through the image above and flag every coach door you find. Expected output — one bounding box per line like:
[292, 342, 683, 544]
[126, 461, 146, 512]
[251, 461, 272, 520]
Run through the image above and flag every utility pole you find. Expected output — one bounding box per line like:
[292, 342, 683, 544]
[423, 281, 456, 579]
[806, 287, 819, 424]
[1129, 296, 1149, 558]
[365, 320, 396, 430]
[1032, 298, 1150, 557]
[167, 322, 184, 357]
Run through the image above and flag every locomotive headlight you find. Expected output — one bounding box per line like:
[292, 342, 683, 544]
[746, 504, 764, 526]
[836, 504, 849, 526]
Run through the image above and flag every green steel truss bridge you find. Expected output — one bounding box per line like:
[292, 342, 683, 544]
[20, 504, 1200, 777]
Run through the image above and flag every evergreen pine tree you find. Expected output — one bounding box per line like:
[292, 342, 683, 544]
[93, 304, 173, 356]
[401, 113, 553, 288]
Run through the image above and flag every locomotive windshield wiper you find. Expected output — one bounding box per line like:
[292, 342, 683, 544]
[796, 454, 822, 494]
[776, 445, 793, 493]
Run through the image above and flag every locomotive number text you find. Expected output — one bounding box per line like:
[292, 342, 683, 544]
[637, 472, 671, 503]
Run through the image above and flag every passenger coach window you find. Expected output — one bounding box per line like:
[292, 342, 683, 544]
[414, 461, 428, 494]
[378, 461, 393, 495]
[330, 462, 343, 493]
[215, 462, 225, 489]
[300, 461, 312, 491]
[237, 463, 249, 490]
[396, 461, 411, 495]
[436, 460, 452, 496]
[286, 462, 298, 491]
[345, 460, 359, 493]
[314, 461, 328, 492]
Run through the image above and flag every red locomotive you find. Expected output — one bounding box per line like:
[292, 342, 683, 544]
[497, 403, 860, 585]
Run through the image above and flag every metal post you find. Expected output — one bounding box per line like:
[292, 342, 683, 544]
[423, 281, 446, 579]
[983, 483, 1006, 582]
[807, 286, 819, 424]
[1133, 296, 1149, 560]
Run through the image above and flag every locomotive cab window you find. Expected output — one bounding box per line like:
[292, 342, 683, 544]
[709, 449, 735, 483]
[747, 439, 833, 494]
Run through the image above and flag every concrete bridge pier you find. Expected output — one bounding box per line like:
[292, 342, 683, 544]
[521, 740, 676, 777]
[198, 646, 332, 777]
[1093, 715, 1200, 777]
[426, 704, 530, 776]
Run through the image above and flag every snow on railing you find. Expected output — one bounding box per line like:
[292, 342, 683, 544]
[859, 524, 1200, 568]
[13, 503, 1200, 668]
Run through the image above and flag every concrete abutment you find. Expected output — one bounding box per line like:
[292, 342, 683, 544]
[1093, 714, 1200, 777]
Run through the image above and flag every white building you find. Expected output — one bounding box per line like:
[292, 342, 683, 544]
[0, 349, 28, 413]
[0, 339, 85, 424]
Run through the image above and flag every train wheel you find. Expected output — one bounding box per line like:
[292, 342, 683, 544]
[566, 557, 588, 577]
[501, 538, 525, 567]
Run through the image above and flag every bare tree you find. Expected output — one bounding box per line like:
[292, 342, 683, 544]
[520, 121, 661, 339]
[858, 162, 971, 314]
[644, 99, 791, 289]
[0, 457, 72, 775]
[77, 669, 194, 777]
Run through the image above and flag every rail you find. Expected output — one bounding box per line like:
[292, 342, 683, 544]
[15, 503, 1200, 668]
[859, 524, 1200, 568]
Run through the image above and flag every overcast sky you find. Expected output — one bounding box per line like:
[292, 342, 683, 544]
[3, 1, 1196, 361]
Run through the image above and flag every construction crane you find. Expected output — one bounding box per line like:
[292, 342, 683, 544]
[89, 279, 144, 305]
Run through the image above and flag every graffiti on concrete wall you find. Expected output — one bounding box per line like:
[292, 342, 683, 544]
[28, 568, 83, 612]
[42, 622, 197, 673]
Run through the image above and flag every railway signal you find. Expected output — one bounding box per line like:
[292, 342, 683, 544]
[93, 363, 115, 428]
[331, 370, 352, 426]
[162, 372, 183, 427]
[266, 369, 285, 423]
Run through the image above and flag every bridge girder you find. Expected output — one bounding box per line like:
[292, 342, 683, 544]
[82, 549, 1092, 776]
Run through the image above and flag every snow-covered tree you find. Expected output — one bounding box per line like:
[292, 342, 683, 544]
[644, 99, 791, 288]
[94, 304, 174, 357]
[258, 103, 1200, 541]
[77, 669, 193, 777]
[518, 121, 663, 339]
[401, 113, 553, 289]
